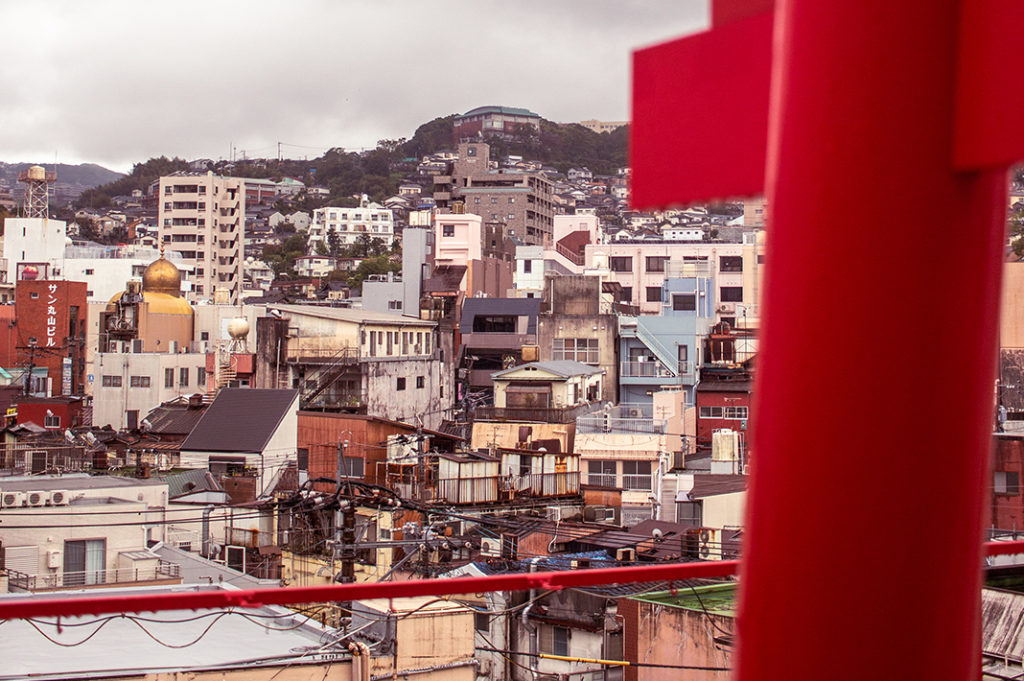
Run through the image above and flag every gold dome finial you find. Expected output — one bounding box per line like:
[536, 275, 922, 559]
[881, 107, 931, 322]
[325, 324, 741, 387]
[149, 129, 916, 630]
[142, 253, 182, 296]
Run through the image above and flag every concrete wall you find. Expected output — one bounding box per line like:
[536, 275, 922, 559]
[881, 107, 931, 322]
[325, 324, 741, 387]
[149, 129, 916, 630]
[92, 352, 209, 429]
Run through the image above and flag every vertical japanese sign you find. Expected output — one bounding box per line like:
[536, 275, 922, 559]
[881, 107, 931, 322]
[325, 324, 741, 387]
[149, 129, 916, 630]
[46, 283, 58, 348]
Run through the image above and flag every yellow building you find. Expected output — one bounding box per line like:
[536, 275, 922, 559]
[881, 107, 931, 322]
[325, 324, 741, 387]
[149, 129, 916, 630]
[101, 253, 194, 353]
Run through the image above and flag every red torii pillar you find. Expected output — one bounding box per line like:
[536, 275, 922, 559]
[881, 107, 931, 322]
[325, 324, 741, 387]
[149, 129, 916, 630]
[633, 1, 1024, 679]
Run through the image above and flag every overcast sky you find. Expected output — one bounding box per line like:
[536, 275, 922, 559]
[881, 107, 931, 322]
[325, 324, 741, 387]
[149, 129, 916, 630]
[0, 2, 707, 173]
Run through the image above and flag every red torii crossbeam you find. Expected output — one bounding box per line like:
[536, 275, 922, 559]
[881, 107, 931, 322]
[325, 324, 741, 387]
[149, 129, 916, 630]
[633, 1, 1024, 680]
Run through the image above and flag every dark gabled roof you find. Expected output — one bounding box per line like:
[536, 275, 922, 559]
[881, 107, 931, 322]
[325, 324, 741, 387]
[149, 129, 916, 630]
[460, 297, 540, 334]
[181, 389, 299, 453]
[689, 474, 748, 499]
[143, 401, 207, 436]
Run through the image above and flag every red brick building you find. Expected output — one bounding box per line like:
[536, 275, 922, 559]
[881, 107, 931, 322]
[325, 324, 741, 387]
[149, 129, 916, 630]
[991, 434, 1024, 529]
[13, 395, 85, 430]
[695, 365, 754, 447]
[10, 280, 88, 395]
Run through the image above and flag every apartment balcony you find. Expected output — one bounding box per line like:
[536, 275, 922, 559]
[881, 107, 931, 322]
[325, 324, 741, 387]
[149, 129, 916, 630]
[285, 346, 361, 365]
[577, 404, 669, 434]
[5, 562, 182, 592]
[460, 332, 537, 351]
[620, 360, 685, 378]
[473, 401, 603, 424]
[427, 471, 581, 505]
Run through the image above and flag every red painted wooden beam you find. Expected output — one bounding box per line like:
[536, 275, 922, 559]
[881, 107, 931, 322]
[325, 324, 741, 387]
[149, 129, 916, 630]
[0, 560, 739, 620]
[738, 2, 1011, 680]
[2, 541, 1022, 622]
[952, 0, 1024, 170]
[631, 10, 773, 208]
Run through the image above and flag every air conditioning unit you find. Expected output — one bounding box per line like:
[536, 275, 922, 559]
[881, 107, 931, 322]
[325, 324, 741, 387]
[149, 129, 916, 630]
[480, 538, 502, 558]
[1, 491, 25, 508]
[48, 490, 70, 506]
[698, 528, 718, 560]
[547, 507, 563, 522]
[570, 558, 591, 570]
[615, 548, 636, 562]
[26, 491, 46, 507]
[47, 550, 61, 569]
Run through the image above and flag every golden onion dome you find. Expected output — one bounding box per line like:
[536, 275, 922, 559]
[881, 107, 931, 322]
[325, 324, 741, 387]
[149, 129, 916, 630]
[142, 257, 182, 296]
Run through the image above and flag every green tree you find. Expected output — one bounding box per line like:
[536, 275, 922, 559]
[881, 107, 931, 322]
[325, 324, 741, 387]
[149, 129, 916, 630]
[327, 226, 341, 257]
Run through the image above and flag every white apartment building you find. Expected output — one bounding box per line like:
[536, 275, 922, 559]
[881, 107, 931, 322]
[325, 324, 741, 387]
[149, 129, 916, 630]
[92, 351, 209, 430]
[2, 217, 67, 283]
[63, 244, 193, 303]
[309, 195, 395, 252]
[158, 172, 245, 304]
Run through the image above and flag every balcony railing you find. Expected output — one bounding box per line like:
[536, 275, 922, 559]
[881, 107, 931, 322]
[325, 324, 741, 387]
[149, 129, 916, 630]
[621, 360, 677, 378]
[430, 471, 581, 505]
[577, 404, 669, 434]
[555, 241, 585, 266]
[473, 402, 603, 424]
[6, 562, 181, 592]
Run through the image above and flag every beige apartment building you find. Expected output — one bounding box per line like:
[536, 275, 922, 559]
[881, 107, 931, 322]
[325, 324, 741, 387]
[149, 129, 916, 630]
[158, 172, 245, 303]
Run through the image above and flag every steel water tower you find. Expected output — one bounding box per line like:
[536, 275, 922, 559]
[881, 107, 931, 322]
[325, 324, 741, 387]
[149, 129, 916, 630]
[17, 165, 56, 218]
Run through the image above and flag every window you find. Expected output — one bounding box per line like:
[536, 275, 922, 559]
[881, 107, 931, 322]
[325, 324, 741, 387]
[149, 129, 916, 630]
[523, 260, 532, 274]
[508, 197, 516, 203]
[720, 255, 743, 272]
[397, 377, 406, 391]
[44, 413, 60, 428]
[588, 460, 617, 487]
[720, 286, 743, 302]
[85, 268, 94, 276]
[340, 457, 364, 478]
[726, 406, 749, 419]
[416, 376, 425, 389]
[619, 287, 632, 302]
[101, 375, 122, 387]
[30, 292, 39, 299]
[442, 224, 455, 237]
[539, 625, 570, 657]
[700, 406, 724, 418]
[490, 197, 498, 204]
[622, 461, 652, 491]
[995, 472, 1021, 495]
[180, 367, 189, 386]
[677, 501, 702, 525]
[646, 286, 662, 302]
[609, 256, 632, 272]
[130, 375, 151, 388]
[63, 538, 105, 586]
[645, 256, 669, 272]
[473, 315, 516, 333]
[678, 345, 689, 373]
[553, 338, 599, 364]
[165, 368, 174, 388]
[197, 367, 206, 385]
[474, 612, 490, 633]
[673, 293, 697, 311]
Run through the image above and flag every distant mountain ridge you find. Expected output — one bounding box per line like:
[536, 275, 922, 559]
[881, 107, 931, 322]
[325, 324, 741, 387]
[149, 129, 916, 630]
[0, 162, 123, 189]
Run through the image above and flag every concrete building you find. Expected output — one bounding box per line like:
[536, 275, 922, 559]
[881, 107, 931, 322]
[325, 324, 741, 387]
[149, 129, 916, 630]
[1, 217, 67, 285]
[63, 244, 193, 303]
[576, 119, 629, 134]
[452, 105, 541, 142]
[537, 274, 619, 403]
[255, 304, 452, 429]
[0, 474, 175, 590]
[158, 172, 245, 303]
[434, 143, 555, 246]
[309, 195, 395, 251]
